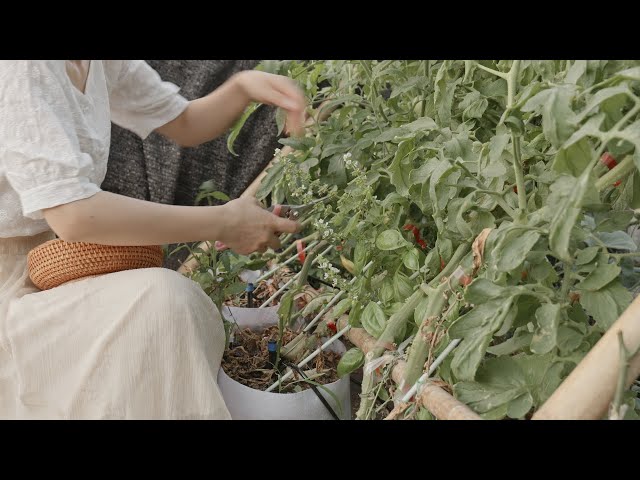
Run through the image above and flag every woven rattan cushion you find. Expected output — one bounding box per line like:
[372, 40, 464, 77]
[27, 240, 164, 290]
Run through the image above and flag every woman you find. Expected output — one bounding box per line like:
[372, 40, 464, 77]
[104, 60, 283, 270]
[0, 60, 303, 419]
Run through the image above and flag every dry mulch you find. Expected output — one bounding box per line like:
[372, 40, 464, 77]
[222, 325, 340, 392]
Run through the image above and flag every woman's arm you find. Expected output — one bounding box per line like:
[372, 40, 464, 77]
[46, 68, 304, 251]
[43, 192, 300, 254]
[155, 70, 306, 147]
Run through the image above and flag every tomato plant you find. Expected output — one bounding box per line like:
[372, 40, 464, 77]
[198, 60, 640, 418]
[255, 60, 640, 419]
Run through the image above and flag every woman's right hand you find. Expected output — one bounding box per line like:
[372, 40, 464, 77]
[217, 197, 301, 255]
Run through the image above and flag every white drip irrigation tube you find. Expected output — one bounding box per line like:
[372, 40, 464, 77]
[255, 240, 319, 284]
[400, 338, 461, 403]
[259, 245, 334, 308]
[265, 324, 352, 393]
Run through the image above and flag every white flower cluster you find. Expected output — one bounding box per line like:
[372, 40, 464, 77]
[313, 217, 335, 240]
[343, 152, 364, 175]
[316, 255, 341, 288]
[291, 183, 315, 203]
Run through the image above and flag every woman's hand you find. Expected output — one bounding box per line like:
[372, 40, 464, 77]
[234, 70, 306, 137]
[156, 69, 307, 147]
[217, 197, 301, 254]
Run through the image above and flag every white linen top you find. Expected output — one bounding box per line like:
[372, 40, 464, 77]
[0, 60, 189, 238]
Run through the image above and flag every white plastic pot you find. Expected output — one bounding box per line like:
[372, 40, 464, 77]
[218, 305, 351, 420]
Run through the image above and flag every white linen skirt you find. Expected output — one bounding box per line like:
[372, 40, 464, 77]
[0, 232, 231, 419]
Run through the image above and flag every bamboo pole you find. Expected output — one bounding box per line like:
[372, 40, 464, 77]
[532, 295, 640, 420]
[337, 316, 481, 420]
[177, 99, 338, 275]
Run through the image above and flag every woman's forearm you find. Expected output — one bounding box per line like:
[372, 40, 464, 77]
[157, 73, 251, 147]
[43, 191, 227, 246]
[155, 70, 306, 147]
[43, 191, 301, 254]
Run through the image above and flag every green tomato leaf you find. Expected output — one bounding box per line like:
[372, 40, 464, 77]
[389, 139, 414, 196]
[530, 303, 563, 354]
[552, 137, 593, 177]
[404, 116, 438, 133]
[549, 173, 591, 263]
[450, 298, 515, 380]
[577, 262, 621, 291]
[542, 86, 577, 149]
[575, 247, 600, 265]
[507, 392, 534, 419]
[595, 231, 637, 252]
[464, 279, 508, 304]
[494, 229, 541, 272]
[556, 326, 584, 355]
[487, 332, 534, 356]
[579, 280, 631, 329]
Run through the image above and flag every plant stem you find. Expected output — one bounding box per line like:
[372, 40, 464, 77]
[364, 360, 394, 420]
[276, 231, 318, 261]
[355, 285, 429, 417]
[506, 60, 520, 107]
[274, 247, 323, 372]
[610, 101, 640, 137]
[357, 60, 386, 136]
[475, 62, 508, 79]
[259, 240, 319, 284]
[403, 281, 452, 387]
[296, 244, 321, 289]
[259, 243, 332, 308]
[421, 61, 430, 118]
[611, 252, 640, 259]
[559, 263, 573, 300]
[504, 61, 526, 216]
[428, 242, 471, 287]
[511, 134, 528, 213]
[595, 155, 635, 191]
[356, 244, 474, 419]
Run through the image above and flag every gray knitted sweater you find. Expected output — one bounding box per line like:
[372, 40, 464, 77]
[102, 60, 280, 268]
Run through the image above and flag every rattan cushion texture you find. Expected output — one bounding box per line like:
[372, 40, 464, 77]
[27, 240, 164, 290]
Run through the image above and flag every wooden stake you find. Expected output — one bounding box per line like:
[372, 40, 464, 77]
[337, 316, 481, 420]
[533, 295, 640, 420]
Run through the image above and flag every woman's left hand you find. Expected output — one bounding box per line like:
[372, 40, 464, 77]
[235, 70, 306, 137]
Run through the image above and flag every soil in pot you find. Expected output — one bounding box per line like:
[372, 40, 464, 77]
[222, 325, 340, 393]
